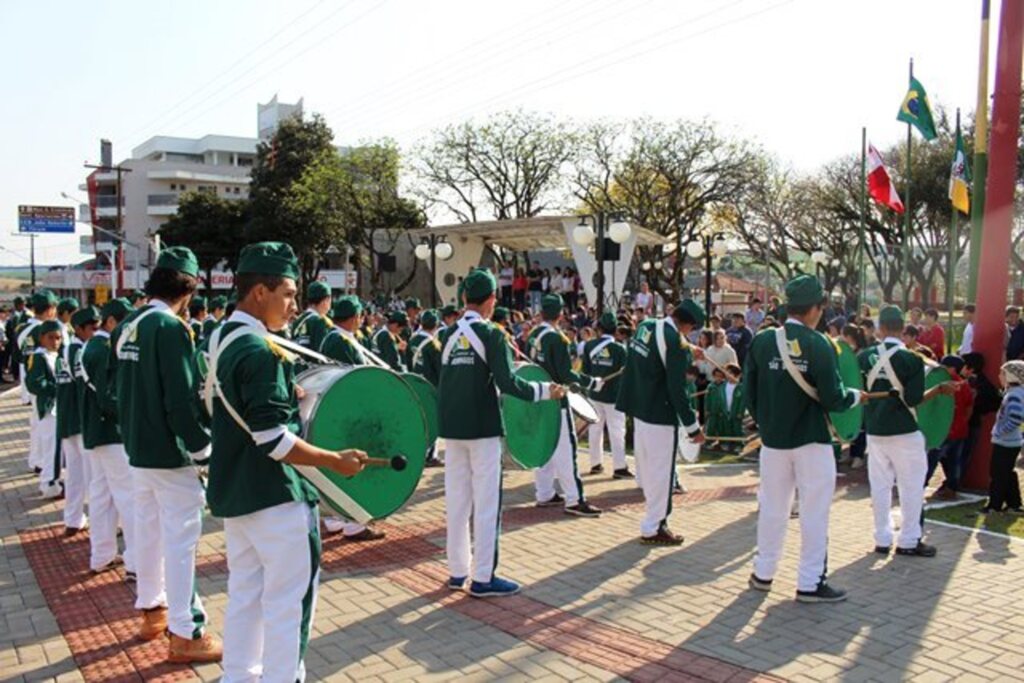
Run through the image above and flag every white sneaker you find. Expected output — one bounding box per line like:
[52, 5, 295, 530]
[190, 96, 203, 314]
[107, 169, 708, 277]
[40, 482, 63, 499]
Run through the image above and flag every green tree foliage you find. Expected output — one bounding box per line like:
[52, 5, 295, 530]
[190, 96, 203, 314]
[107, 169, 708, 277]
[159, 190, 246, 295]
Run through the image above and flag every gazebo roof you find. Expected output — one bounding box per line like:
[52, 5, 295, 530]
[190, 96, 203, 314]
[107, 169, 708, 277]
[412, 215, 670, 252]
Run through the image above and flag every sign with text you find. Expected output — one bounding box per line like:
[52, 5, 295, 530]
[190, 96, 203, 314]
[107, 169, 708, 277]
[18, 205, 75, 233]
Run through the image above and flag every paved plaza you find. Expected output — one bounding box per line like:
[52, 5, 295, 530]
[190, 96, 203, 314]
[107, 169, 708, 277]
[1, 387, 1023, 683]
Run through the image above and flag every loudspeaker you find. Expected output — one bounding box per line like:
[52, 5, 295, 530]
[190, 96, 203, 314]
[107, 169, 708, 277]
[597, 238, 621, 261]
[378, 254, 397, 272]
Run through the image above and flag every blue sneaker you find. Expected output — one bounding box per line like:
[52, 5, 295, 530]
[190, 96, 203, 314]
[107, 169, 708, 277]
[469, 576, 521, 598]
[447, 576, 467, 590]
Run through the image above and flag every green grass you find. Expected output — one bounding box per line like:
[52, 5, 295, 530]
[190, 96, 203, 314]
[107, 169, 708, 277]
[925, 502, 1024, 539]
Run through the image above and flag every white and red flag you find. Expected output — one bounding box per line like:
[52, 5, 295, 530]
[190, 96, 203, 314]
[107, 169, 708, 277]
[867, 144, 904, 214]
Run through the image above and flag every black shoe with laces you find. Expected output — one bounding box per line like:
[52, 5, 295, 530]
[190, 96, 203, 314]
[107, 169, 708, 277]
[588, 464, 604, 475]
[796, 581, 848, 604]
[564, 501, 602, 517]
[612, 468, 634, 480]
[748, 574, 772, 592]
[536, 493, 565, 508]
[895, 541, 937, 558]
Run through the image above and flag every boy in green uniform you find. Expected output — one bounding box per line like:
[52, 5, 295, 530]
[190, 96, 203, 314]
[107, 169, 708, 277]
[291, 281, 333, 350]
[80, 298, 136, 577]
[528, 294, 602, 517]
[57, 297, 78, 344]
[188, 296, 207, 343]
[56, 306, 98, 535]
[617, 299, 706, 545]
[440, 304, 459, 332]
[745, 275, 863, 603]
[704, 367, 728, 442]
[410, 309, 443, 467]
[128, 290, 148, 309]
[582, 311, 630, 478]
[26, 319, 64, 498]
[204, 242, 367, 681]
[203, 295, 227, 339]
[438, 269, 567, 597]
[372, 311, 407, 372]
[16, 290, 58, 471]
[110, 246, 221, 661]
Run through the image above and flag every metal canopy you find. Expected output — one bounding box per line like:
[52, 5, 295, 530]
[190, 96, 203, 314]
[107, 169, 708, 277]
[411, 215, 670, 252]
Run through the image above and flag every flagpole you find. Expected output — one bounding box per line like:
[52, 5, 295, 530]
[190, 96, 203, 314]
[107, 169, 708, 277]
[967, 0, 991, 302]
[858, 127, 868, 308]
[948, 109, 961, 351]
[902, 58, 914, 309]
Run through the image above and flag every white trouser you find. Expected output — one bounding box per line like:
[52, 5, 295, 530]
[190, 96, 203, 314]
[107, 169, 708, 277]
[222, 502, 319, 683]
[36, 414, 59, 493]
[131, 466, 207, 639]
[634, 419, 678, 537]
[588, 401, 627, 470]
[19, 370, 30, 405]
[27, 398, 41, 469]
[61, 435, 89, 529]
[445, 437, 503, 583]
[88, 444, 136, 573]
[867, 432, 927, 549]
[535, 408, 584, 507]
[753, 443, 835, 592]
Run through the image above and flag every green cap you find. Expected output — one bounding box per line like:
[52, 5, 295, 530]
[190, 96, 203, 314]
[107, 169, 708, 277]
[38, 320, 62, 336]
[598, 311, 617, 333]
[492, 306, 509, 323]
[210, 295, 228, 310]
[462, 269, 496, 303]
[541, 294, 564, 318]
[388, 310, 409, 326]
[190, 295, 207, 310]
[307, 280, 331, 302]
[404, 297, 422, 310]
[100, 298, 133, 322]
[127, 290, 146, 303]
[784, 274, 825, 307]
[71, 306, 100, 328]
[13, 296, 24, 306]
[420, 309, 439, 328]
[672, 298, 706, 327]
[441, 304, 458, 318]
[30, 290, 59, 310]
[57, 297, 79, 315]
[331, 295, 362, 321]
[155, 246, 200, 278]
[237, 242, 300, 280]
[878, 305, 904, 327]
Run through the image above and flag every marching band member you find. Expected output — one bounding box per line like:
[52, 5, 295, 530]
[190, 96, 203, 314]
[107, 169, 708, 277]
[111, 246, 221, 661]
[745, 275, 863, 603]
[528, 294, 602, 517]
[57, 297, 78, 344]
[617, 299, 706, 545]
[203, 294, 228, 339]
[372, 311, 408, 372]
[410, 309, 443, 467]
[292, 281, 333, 352]
[205, 242, 367, 682]
[188, 296, 208, 344]
[440, 304, 459, 331]
[438, 269, 567, 597]
[127, 290, 148, 309]
[582, 311, 630, 478]
[26, 319, 65, 498]
[15, 290, 57, 472]
[80, 298, 136, 578]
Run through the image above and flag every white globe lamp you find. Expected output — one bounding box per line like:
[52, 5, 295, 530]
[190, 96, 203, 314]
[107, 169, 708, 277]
[686, 241, 704, 258]
[434, 241, 454, 261]
[414, 243, 431, 261]
[712, 238, 729, 258]
[609, 219, 632, 244]
[573, 223, 596, 246]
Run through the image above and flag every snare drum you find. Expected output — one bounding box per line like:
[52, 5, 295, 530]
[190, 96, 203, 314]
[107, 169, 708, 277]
[568, 390, 599, 438]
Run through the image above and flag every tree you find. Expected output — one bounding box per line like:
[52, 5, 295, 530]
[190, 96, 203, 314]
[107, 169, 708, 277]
[159, 190, 247, 295]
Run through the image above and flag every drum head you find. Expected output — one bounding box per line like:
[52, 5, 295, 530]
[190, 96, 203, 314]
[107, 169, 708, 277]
[568, 391, 599, 423]
[919, 366, 955, 450]
[304, 366, 427, 520]
[400, 373, 439, 444]
[502, 363, 560, 469]
[830, 339, 864, 443]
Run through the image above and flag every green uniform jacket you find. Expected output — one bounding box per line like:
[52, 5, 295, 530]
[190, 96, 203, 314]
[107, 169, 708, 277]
[206, 316, 318, 518]
[857, 339, 925, 436]
[56, 338, 85, 439]
[615, 318, 699, 432]
[26, 350, 57, 419]
[581, 335, 626, 404]
[111, 302, 210, 468]
[291, 310, 332, 353]
[527, 322, 596, 409]
[437, 312, 547, 440]
[371, 327, 404, 372]
[408, 331, 442, 387]
[704, 381, 745, 438]
[79, 332, 121, 449]
[320, 329, 367, 366]
[202, 317, 220, 340]
[744, 321, 858, 449]
[14, 318, 42, 368]
[189, 319, 204, 345]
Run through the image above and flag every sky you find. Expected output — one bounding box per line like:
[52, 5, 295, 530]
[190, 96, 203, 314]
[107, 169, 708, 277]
[0, 0, 1002, 267]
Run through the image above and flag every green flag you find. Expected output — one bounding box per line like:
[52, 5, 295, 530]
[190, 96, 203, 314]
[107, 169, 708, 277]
[897, 76, 938, 141]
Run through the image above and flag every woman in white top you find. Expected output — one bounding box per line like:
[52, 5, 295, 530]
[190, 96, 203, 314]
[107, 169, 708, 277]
[703, 329, 738, 380]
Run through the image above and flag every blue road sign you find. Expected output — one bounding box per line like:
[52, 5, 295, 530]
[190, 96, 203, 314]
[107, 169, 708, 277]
[18, 205, 75, 234]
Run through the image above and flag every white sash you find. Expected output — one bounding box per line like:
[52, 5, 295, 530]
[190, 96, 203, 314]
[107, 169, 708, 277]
[773, 327, 820, 401]
[530, 324, 556, 361]
[16, 319, 40, 355]
[411, 334, 435, 368]
[867, 344, 917, 420]
[114, 306, 168, 358]
[588, 336, 615, 361]
[441, 318, 488, 366]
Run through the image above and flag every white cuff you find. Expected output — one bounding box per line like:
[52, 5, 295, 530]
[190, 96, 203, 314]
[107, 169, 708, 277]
[682, 421, 700, 436]
[537, 382, 551, 401]
[847, 388, 861, 405]
[189, 443, 212, 464]
[268, 431, 299, 461]
[252, 425, 287, 446]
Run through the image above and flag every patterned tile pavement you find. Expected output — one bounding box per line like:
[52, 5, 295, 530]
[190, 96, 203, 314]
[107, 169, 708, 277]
[2, 386, 1024, 682]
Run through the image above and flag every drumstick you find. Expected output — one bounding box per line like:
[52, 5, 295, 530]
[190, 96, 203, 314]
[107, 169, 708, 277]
[864, 389, 901, 401]
[704, 434, 759, 443]
[364, 455, 407, 471]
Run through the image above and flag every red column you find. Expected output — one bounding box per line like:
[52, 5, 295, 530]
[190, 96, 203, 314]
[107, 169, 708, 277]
[964, 0, 1024, 489]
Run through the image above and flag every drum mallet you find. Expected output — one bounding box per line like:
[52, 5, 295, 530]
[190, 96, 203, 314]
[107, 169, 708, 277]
[863, 389, 901, 401]
[363, 455, 408, 471]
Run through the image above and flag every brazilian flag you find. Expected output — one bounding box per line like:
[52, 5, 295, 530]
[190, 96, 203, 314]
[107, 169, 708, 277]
[897, 77, 938, 141]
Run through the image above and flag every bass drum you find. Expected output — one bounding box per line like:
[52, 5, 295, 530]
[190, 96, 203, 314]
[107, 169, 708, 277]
[297, 365, 427, 522]
[918, 365, 955, 450]
[829, 339, 864, 442]
[501, 362, 560, 469]
[400, 373, 439, 444]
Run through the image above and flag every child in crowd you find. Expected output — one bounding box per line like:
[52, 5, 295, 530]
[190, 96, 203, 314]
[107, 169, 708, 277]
[927, 355, 975, 500]
[980, 361, 1024, 514]
[704, 367, 727, 446]
[841, 324, 869, 469]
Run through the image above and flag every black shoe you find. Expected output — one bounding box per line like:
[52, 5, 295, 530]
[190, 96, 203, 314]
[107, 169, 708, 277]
[536, 493, 565, 508]
[565, 501, 602, 518]
[424, 457, 443, 468]
[673, 482, 686, 495]
[748, 574, 772, 592]
[895, 541, 937, 558]
[874, 545, 891, 555]
[640, 526, 683, 546]
[796, 582, 847, 604]
[612, 468, 634, 480]
[588, 464, 604, 475]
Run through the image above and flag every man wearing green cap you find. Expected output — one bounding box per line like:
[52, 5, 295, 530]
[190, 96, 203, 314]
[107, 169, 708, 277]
[27, 319, 65, 498]
[81, 298, 137, 578]
[438, 268, 568, 597]
[110, 246, 221, 660]
[203, 295, 228, 339]
[56, 306, 99, 536]
[291, 280, 333, 354]
[440, 304, 459, 332]
[527, 293, 602, 517]
[404, 297, 422, 340]
[17, 290, 58, 472]
[409, 309, 443, 468]
[583, 311, 630, 478]
[188, 296, 208, 344]
[372, 311, 408, 372]
[57, 297, 79, 345]
[745, 274, 863, 603]
[128, 290, 148, 309]
[617, 298, 706, 544]
[204, 242, 367, 680]
[858, 305, 946, 558]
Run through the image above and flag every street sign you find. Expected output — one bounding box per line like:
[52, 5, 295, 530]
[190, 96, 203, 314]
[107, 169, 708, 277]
[18, 205, 75, 234]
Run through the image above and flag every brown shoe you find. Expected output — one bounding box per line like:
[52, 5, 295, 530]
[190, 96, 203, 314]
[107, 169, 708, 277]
[167, 633, 223, 664]
[345, 527, 386, 542]
[138, 607, 168, 641]
[640, 526, 684, 546]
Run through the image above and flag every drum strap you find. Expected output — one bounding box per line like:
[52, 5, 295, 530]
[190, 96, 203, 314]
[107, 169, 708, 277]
[441, 319, 488, 366]
[774, 327, 843, 442]
[16, 319, 40, 356]
[867, 344, 917, 420]
[588, 337, 614, 361]
[411, 334, 434, 368]
[115, 306, 168, 358]
[530, 325, 556, 362]
[78, 334, 104, 392]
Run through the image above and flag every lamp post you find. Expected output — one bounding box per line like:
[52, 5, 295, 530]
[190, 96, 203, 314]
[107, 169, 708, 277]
[414, 233, 453, 308]
[574, 212, 632, 315]
[686, 232, 728, 316]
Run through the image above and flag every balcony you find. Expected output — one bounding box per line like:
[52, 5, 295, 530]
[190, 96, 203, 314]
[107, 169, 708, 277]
[94, 195, 124, 218]
[147, 193, 179, 216]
